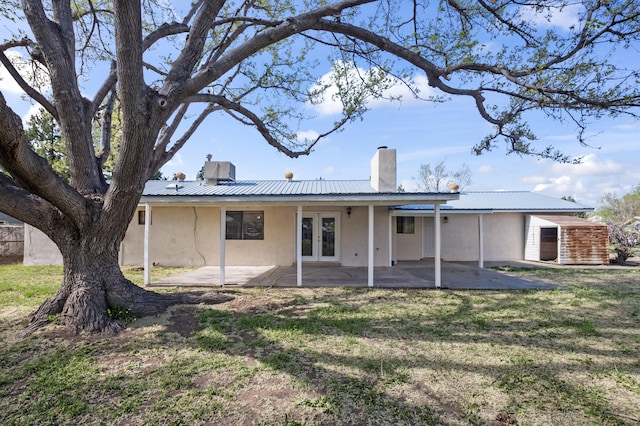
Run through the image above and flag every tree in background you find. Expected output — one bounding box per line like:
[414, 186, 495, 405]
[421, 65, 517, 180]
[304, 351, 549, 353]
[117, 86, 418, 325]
[561, 196, 587, 218]
[1, 1, 639, 334]
[607, 222, 640, 264]
[24, 108, 69, 182]
[418, 161, 471, 192]
[595, 185, 640, 224]
[594, 186, 640, 263]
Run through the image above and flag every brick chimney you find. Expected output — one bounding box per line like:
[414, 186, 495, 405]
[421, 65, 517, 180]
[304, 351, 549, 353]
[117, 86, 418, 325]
[370, 146, 396, 192]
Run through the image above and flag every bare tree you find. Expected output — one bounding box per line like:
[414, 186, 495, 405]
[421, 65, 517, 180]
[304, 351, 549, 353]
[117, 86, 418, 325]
[0, 0, 639, 334]
[418, 161, 471, 192]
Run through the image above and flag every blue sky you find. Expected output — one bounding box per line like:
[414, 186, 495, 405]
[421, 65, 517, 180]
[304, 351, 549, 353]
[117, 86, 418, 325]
[1, 2, 638, 209]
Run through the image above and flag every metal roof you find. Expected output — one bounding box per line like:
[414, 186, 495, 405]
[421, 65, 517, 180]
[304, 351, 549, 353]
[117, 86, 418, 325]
[142, 179, 377, 196]
[391, 191, 593, 213]
[140, 179, 460, 205]
[531, 215, 606, 227]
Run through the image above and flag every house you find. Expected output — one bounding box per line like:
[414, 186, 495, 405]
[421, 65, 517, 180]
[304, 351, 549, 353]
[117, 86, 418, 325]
[23, 147, 608, 287]
[390, 192, 603, 267]
[121, 147, 459, 287]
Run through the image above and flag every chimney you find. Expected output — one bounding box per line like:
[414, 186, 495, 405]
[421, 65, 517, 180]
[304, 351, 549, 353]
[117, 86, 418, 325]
[370, 146, 396, 192]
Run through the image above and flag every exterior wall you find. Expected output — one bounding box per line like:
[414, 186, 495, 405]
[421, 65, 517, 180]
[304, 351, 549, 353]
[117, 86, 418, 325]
[0, 225, 24, 260]
[434, 213, 525, 262]
[121, 204, 394, 268]
[23, 225, 63, 266]
[482, 213, 526, 261]
[341, 206, 391, 266]
[558, 225, 609, 265]
[121, 205, 296, 267]
[440, 214, 482, 261]
[394, 216, 423, 261]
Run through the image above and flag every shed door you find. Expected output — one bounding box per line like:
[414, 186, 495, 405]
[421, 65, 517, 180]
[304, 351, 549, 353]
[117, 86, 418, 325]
[540, 227, 558, 261]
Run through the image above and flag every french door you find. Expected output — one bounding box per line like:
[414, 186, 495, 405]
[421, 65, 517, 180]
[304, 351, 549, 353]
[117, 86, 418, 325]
[299, 213, 340, 262]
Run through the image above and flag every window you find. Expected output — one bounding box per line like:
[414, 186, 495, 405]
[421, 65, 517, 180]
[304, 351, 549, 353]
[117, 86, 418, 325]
[226, 211, 264, 240]
[396, 216, 415, 234]
[138, 210, 146, 225]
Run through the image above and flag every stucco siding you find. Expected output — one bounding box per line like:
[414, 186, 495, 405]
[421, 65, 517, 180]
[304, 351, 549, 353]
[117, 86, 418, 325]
[23, 225, 63, 266]
[122, 205, 297, 267]
[341, 206, 391, 266]
[482, 213, 525, 261]
[441, 215, 481, 261]
[395, 216, 423, 261]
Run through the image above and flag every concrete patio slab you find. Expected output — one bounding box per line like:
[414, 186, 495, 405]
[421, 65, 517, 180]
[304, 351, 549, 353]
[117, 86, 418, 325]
[148, 261, 559, 290]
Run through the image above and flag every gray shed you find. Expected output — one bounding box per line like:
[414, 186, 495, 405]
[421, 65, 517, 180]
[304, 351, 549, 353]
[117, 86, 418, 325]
[525, 215, 609, 265]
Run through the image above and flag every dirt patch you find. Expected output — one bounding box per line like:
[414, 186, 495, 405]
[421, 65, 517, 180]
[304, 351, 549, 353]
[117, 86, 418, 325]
[164, 306, 203, 337]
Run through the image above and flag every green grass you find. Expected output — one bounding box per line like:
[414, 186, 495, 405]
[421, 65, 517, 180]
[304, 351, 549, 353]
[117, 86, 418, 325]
[1, 265, 639, 425]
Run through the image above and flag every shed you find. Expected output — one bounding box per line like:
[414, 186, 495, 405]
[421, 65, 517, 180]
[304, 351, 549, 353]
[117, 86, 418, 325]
[525, 215, 609, 265]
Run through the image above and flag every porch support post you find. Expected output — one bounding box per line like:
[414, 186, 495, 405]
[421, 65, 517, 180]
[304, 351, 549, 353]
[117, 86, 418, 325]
[220, 206, 226, 286]
[478, 214, 484, 269]
[297, 205, 303, 287]
[434, 203, 441, 288]
[368, 204, 374, 287]
[143, 203, 151, 285]
[388, 211, 393, 267]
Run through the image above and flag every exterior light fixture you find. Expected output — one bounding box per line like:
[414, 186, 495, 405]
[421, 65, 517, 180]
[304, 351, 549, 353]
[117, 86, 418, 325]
[347, 207, 352, 217]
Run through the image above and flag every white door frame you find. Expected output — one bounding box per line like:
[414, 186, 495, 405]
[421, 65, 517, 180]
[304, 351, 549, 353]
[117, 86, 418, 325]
[296, 212, 341, 262]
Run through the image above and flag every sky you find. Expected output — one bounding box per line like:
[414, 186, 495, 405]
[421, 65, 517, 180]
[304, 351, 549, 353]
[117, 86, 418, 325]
[1, 3, 638, 209]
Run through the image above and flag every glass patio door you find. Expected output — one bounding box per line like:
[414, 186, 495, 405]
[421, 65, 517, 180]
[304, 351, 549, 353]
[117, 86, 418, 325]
[300, 213, 339, 262]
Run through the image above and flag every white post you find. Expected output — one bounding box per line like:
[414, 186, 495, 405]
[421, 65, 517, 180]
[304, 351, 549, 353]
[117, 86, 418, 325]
[143, 203, 151, 285]
[478, 214, 484, 269]
[220, 206, 226, 286]
[388, 212, 393, 267]
[297, 205, 303, 287]
[434, 203, 441, 288]
[368, 205, 374, 287]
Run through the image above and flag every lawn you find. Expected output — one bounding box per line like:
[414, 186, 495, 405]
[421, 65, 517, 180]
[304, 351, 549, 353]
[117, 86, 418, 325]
[1, 265, 639, 425]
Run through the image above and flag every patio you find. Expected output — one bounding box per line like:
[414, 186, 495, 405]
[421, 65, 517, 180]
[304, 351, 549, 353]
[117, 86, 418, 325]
[147, 261, 560, 290]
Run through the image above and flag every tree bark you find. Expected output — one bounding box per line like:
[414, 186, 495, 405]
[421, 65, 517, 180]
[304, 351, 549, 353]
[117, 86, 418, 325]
[19, 229, 232, 337]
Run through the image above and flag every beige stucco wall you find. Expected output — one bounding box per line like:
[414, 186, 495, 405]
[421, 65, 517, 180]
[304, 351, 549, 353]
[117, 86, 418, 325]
[120, 204, 396, 268]
[23, 224, 63, 266]
[340, 206, 391, 266]
[393, 216, 423, 261]
[121, 205, 297, 267]
[439, 213, 525, 261]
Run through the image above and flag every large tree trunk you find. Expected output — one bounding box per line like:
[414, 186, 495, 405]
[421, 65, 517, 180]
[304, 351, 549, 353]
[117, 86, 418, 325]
[20, 230, 230, 337]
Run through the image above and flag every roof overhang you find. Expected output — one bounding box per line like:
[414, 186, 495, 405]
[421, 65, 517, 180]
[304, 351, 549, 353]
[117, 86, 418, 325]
[139, 192, 460, 207]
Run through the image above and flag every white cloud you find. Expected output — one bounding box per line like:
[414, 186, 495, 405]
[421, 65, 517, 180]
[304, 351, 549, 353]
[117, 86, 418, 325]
[400, 178, 420, 192]
[520, 3, 583, 31]
[549, 154, 621, 176]
[308, 62, 436, 116]
[297, 129, 320, 143]
[165, 153, 184, 167]
[524, 153, 636, 207]
[0, 52, 25, 94]
[21, 103, 40, 123]
[477, 164, 497, 174]
[0, 50, 50, 95]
